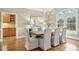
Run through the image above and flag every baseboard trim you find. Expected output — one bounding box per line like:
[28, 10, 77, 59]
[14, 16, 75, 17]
[16, 36, 25, 39]
[66, 36, 79, 40]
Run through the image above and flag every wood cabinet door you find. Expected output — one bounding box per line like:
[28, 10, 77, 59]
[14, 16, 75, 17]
[3, 28, 10, 37]
[3, 28, 16, 37]
[9, 28, 16, 36]
[3, 14, 10, 23]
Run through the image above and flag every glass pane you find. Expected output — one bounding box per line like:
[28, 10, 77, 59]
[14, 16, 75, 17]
[72, 24, 76, 30]
[67, 17, 72, 23]
[72, 17, 76, 23]
[67, 24, 76, 30]
[57, 9, 76, 31]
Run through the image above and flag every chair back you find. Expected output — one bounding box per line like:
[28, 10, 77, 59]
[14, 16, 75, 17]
[44, 28, 52, 41]
[38, 27, 41, 31]
[43, 28, 52, 50]
[25, 28, 30, 44]
[54, 28, 60, 42]
[62, 28, 66, 41]
[32, 27, 38, 31]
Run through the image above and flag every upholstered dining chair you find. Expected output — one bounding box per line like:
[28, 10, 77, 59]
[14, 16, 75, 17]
[39, 28, 52, 51]
[59, 28, 67, 44]
[25, 28, 39, 50]
[51, 28, 60, 46]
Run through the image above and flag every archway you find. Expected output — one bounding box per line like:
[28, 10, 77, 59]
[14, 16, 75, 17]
[56, 9, 78, 34]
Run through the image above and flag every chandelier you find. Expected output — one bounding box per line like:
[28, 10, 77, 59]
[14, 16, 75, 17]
[46, 9, 53, 18]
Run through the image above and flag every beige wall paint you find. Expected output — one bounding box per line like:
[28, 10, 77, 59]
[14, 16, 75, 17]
[47, 8, 79, 35]
[0, 8, 79, 39]
[77, 9, 79, 35]
[0, 8, 45, 39]
[0, 12, 1, 41]
[46, 8, 64, 26]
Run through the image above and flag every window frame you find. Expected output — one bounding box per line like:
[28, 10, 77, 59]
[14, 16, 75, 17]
[56, 9, 78, 34]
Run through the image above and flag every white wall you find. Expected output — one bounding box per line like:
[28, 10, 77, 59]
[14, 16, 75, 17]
[15, 10, 45, 39]
[46, 8, 63, 28]
[77, 9, 79, 35]
[0, 12, 1, 42]
[0, 8, 45, 39]
[16, 14, 30, 39]
[47, 8, 79, 40]
[0, 8, 79, 40]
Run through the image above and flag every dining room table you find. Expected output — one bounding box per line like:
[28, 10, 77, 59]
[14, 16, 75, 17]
[31, 31, 44, 36]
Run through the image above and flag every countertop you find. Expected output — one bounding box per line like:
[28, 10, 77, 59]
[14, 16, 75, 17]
[3, 23, 15, 28]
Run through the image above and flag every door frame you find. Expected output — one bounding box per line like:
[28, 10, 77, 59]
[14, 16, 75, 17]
[1, 12, 17, 42]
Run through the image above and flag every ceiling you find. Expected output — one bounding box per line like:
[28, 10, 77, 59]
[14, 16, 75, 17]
[29, 8, 53, 13]
[0, 8, 45, 16]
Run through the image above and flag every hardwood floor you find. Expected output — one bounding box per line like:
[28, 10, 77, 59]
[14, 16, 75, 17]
[0, 42, 2, 51]
[1, 36, 79, 51]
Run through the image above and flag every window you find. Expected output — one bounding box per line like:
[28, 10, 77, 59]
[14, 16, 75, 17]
[57, 11, 65, 28]
[57, 19, 64, 27]
[57, 9, 77, 31]
[67, 17, 76, 30]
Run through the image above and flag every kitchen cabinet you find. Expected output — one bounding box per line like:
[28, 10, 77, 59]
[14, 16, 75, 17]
[3, 14, 10, 23]
[3, 28, 16, 37]
[3, 14, 15, 23]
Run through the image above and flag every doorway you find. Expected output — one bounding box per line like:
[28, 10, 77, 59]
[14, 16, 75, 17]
[2, 12, 17, 50]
